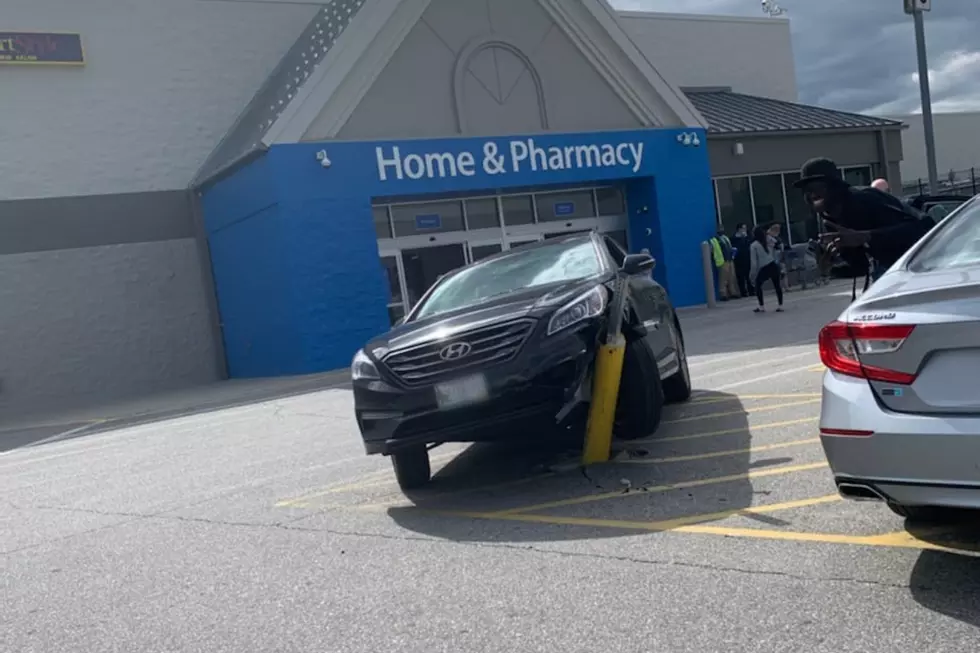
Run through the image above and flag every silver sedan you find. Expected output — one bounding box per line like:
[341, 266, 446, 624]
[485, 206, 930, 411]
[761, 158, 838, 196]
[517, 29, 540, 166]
[818, 193, 980, 522]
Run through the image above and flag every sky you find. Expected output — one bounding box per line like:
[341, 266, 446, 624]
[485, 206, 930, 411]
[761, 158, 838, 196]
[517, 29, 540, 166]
[609, 0, 980, 117]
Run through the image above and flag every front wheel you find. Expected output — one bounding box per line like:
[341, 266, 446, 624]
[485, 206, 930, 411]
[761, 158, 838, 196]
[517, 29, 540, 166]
[614, 340, 664, 441]
[391, 446, 431, 491]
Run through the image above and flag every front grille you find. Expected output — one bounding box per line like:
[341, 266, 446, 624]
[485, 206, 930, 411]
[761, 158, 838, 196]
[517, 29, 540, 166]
[383, 319, 535, 386]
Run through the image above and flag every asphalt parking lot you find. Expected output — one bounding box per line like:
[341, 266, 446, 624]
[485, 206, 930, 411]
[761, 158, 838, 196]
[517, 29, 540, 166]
[4, 280, 980, 652]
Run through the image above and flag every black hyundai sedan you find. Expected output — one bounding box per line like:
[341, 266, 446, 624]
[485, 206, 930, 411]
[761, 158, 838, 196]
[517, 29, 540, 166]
[351, 232, 692, 490]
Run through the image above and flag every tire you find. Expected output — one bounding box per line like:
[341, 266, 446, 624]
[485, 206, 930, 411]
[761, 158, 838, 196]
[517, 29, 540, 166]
[887, 502, 952, 523]
[662, 320, 692, 404]
[614, 340, 664, 441]
[391, 446, 431, 491]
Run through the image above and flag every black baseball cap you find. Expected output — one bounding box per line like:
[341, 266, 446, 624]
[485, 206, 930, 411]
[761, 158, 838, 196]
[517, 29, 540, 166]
[793, 157, 844, 188]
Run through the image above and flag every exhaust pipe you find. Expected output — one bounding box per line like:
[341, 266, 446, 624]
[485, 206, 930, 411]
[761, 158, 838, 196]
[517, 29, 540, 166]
[837, 482, 887, 502]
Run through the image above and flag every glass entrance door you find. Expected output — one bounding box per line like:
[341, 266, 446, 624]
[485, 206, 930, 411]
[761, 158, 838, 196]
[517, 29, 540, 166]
[402, 244, 467, 308]
[380, 255, 406, 325]
[468, 241, 503, 263]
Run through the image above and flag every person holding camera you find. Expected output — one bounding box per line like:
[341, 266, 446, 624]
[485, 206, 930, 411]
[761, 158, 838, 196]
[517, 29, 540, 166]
[793, 158, 933, 286]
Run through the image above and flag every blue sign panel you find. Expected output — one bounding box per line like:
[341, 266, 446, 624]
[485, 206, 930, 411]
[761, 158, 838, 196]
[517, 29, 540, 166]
[415, 213, 441, 230]
[553, 202, 575, 217]
[269, 128, 709, 201]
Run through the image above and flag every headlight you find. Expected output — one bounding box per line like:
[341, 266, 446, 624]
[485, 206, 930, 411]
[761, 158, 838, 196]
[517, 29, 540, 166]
[547, 286, 606, 336]
[351, 349, 380, 381]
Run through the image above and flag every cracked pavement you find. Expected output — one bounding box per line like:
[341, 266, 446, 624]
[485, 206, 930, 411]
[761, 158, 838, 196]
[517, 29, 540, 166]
[4, 282, 980, 652]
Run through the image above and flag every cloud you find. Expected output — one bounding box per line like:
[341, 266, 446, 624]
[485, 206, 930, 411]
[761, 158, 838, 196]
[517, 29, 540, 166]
[609, 0, 980, 115]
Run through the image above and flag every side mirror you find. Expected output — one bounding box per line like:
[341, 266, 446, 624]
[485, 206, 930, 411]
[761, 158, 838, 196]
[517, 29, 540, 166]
[622, 253, 655, 276]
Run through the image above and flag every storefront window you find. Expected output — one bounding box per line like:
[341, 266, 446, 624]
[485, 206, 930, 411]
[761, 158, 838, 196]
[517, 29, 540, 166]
[843, 166, 872, 187]
[750, 175, 787, 233]
[390, 200, 464, 237]
[501, 194, 534, 226]
[783, 172, 818, 244]
[715, 177, 753, 235]
[373, 205, 392, 239]
[595, 187, 626, 216]
[464, 198, 500, 231]
[534, 190, 595, 222]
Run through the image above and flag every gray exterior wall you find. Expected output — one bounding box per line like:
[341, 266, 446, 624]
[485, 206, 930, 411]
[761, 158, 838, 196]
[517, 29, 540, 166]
[618, 11, 798, 103]
[2, 0, 317, 200]
[1, 0, 317, 415]
[708, 129, 904, 190]
[320, 0, 648, 141]
[0, 238, 218, 419]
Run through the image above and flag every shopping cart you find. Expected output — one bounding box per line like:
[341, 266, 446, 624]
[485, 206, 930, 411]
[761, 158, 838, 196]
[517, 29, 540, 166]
[782, 243, 823, 290]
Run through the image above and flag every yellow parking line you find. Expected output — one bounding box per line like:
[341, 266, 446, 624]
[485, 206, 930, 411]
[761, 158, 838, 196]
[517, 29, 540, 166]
[620, 437, 821, 465]
[442, 494, 841, 532]
[658, 416, 819, 443]
[663, 399, 820, 425]
[275, 450, 461, 507]
[672, 525, 968, 552]
[350, 471, 561, 511]
[492, 461, 828, 516]
[689, 393, 820, 405]
[808, 364, 826, 372]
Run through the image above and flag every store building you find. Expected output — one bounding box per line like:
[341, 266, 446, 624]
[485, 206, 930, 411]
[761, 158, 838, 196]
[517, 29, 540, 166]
[2, 0, 905, 414]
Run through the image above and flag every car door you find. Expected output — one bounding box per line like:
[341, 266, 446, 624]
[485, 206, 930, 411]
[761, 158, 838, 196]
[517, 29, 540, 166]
[600, 236, 674, 373]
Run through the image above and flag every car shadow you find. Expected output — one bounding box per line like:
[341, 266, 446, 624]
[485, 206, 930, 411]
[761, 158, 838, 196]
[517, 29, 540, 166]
[387, 391, 759, 543]
[899, 516, 980, 628]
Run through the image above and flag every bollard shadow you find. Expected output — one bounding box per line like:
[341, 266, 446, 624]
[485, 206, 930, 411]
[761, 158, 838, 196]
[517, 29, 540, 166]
[388, 391, 761, 544]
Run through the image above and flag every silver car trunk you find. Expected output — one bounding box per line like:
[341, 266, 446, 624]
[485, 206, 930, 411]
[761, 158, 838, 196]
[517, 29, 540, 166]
[845, 266, 980, 415]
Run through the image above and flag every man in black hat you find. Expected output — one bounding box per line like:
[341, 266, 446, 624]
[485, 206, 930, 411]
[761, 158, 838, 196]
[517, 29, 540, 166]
[793, 157, 933, 283]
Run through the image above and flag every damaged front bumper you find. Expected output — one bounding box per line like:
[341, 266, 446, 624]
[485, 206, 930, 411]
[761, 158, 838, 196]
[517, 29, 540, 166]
[354, 323, 598, 455]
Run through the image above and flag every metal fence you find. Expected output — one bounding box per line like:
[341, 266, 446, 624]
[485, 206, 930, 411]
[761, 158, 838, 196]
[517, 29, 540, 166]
[901, 167, 980, 197]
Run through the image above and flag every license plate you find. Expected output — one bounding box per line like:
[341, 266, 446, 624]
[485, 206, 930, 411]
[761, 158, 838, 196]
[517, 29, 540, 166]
[435, 374, 489, 410]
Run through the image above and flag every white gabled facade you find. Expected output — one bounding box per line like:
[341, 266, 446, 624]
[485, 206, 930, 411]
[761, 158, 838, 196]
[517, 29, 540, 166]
[263, 0, 707, 146]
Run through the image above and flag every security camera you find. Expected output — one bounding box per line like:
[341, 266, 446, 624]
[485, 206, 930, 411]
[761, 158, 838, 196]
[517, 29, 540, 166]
[315, 149, 331, 168]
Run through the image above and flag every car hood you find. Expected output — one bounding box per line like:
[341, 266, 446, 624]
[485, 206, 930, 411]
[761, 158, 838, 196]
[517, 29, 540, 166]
[366, 276, 606, 357]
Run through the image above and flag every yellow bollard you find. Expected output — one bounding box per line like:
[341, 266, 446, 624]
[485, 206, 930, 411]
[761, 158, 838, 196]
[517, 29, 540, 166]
[582, 333, 627, 465]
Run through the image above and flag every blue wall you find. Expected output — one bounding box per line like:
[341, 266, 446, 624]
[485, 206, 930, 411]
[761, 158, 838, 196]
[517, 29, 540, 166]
[200, 128, 715, 378]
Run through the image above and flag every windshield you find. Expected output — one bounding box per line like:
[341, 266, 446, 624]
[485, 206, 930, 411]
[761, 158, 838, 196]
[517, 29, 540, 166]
[908, 196, 980, 272]
[412, 239, 602, 319]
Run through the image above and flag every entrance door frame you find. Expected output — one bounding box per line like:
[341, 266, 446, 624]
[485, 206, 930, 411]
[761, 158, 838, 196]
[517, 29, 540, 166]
[374, 186, 630, 325]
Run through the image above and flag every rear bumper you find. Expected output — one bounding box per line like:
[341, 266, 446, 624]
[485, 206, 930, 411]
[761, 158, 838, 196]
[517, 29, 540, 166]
[820, 371, 980, 509]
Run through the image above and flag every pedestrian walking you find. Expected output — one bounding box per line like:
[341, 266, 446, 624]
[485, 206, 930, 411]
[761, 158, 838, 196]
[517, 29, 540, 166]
[749, 225, 783, 313]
